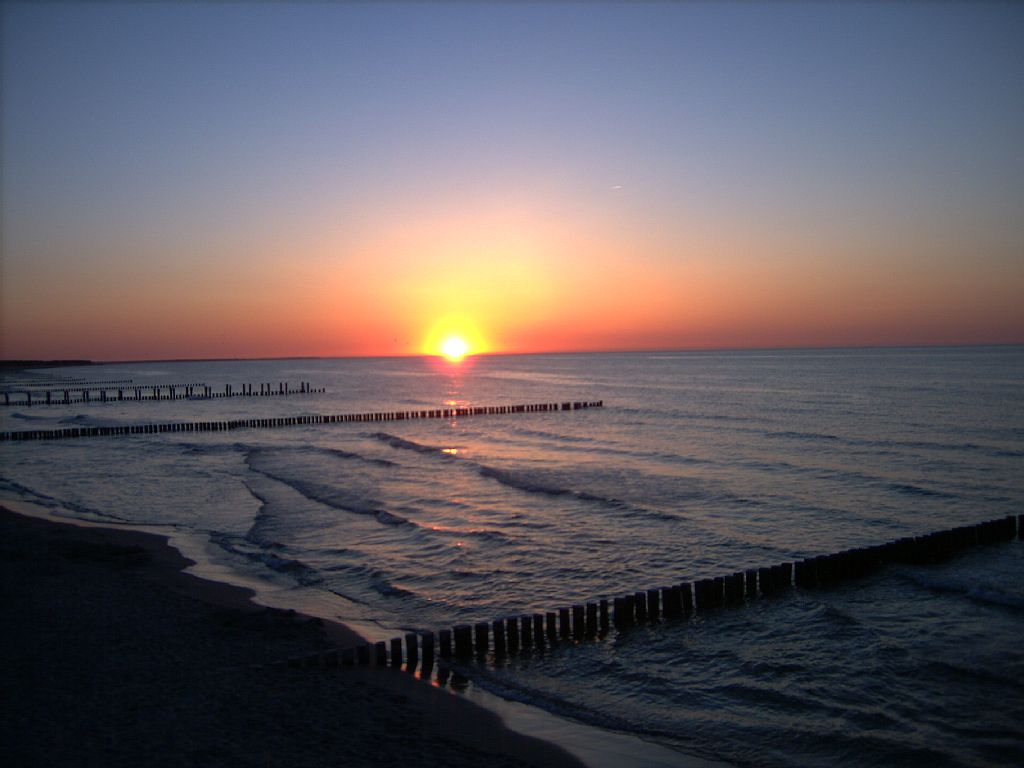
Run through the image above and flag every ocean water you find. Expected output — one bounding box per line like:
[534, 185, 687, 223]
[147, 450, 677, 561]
[2, 347, 1022, 767]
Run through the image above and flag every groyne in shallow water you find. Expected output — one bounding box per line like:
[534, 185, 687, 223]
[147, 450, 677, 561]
[1, 381, 322, 406]
[0, 400, 603, 441]
[283, 514, 1022, 673]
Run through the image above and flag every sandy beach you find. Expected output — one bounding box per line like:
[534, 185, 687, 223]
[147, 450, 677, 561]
[0, 506, 584, 768]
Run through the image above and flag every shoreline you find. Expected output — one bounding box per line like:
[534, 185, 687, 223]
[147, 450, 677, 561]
[0, 504, 585, 767]
[0, 501, 723, 767]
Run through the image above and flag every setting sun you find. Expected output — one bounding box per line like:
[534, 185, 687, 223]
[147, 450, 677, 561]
[440, 336, 469, 362]
[422, 314, 489, 360]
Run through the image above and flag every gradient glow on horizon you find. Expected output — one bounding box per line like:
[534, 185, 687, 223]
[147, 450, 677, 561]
[2, 2, 1022, 361]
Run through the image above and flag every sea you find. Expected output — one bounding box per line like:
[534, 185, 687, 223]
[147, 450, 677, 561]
[1, 346, 1022, 768]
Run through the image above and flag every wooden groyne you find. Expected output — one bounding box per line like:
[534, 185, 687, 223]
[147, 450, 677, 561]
[278, 514, 1022, 673]
[0, 400, 604, 441]
[1, 381, 323, 407]
[4, 377, 136, 387]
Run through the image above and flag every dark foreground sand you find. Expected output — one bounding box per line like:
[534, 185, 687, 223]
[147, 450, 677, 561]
[0, 507, 584, 768]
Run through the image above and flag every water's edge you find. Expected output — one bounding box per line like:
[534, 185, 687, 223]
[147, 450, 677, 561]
[1, 496, 730, 768]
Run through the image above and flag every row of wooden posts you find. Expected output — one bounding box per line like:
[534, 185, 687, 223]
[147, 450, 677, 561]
[278, 514, 1022, 673]
[0, 400, 604, 441]
[1, 382, 322, 407]
[4, 376, 136, 389]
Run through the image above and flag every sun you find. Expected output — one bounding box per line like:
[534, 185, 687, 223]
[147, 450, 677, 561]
[440, 335, 469, 362]
[423, 315, 488, 361]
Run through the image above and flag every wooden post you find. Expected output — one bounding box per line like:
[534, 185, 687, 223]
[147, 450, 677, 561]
[356, 644, 370, 665]
[439, 629, 452, 659]
[586, 602, 598, 636]
[694, 579, 713, 612]
[662, 586, 682, 618]
[681, 582, 694, 614]
[542, 612, 556, 642]
[712, 577, 725, 607]
[421, 632, 435, 665]
[375, 641, 387, 666]
[390, 638, 403, 667]
[613, 597, 627, 628]
[793, 560, 808, 588]
[520, 615, 533, 649]
[572, 605, 585, 639]
[474, 623, 489, 657]
[599, 599, 609, 633]
[492, 619, 506, 655]
[533, 613, 545, 647]
[454, 625, 472, 658]
[646, 589, 660, 619]
[745, 569, 758, 596]
[559, 607, 571, 638]
[725, 573, 744, 604]
[779, 562, 793, 589]
[506, 617, 519, 653]
[634, 591, 648, 623]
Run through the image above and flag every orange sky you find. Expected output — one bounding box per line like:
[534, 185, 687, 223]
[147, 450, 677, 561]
[4, 196, 1018, 361]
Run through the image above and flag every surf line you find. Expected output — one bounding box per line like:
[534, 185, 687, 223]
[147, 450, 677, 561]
[277, 514, 1022, 676]
[0, 401, 604, 441]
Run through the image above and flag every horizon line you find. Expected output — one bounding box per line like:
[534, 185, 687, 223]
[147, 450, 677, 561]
[3, 341, 1022, 367]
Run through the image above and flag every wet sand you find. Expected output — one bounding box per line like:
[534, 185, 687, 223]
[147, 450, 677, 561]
[0, 506, 583, 768]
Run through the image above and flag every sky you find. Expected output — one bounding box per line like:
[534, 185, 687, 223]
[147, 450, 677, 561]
[2, 1, 1023, 361]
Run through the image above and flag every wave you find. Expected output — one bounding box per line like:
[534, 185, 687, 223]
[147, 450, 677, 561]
[371, 575, 414, 598]
[460, 664, 653, 739]
[240, 482, 289, 549]
[860, 436, 1021, 460]
[0, 476, 128, 522]
[922, 658, 1013, 686]
[321, 564, 415, 600]
[368, 432, 448, 456]
[56, 413, 132, 429]
[822, 604, 862, 628]
[888, 482, 957, 499]
[249, 444, 397, 469]
[173, 441, 249, 456]
[375, 510, 408, 526]
[366, 431, 671, 520]
[966, 587, 1024, 612]
[324, 447, 396, 467]
[475, 463, 690, 523]
[509, 427, 596, 444]
[245, 458, 417, 529]
[766, 430, 840, 441]
[477, 464, 625, 509]
[209, 532, 323, 586]
[900, 571, 1024, 612]
[429, 526, 512, 544]
[7, 412, 46, 421]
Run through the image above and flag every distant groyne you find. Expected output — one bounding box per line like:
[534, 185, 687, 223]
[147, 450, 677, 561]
[278, 514, 1022, 675]
[0, 400, 604, 441]
[1, 381, 322, 407]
